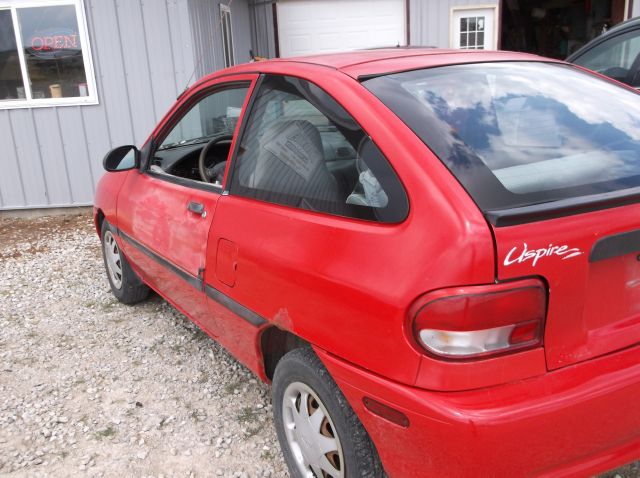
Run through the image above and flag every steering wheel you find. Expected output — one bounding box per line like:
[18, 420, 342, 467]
[198, 134, 233, 183]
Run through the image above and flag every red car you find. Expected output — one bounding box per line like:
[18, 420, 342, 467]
[94, 49, 640, 477]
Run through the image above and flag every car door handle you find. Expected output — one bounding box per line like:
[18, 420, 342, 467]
[187, 201, 206, 217]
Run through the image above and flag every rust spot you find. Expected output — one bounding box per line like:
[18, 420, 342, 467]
[272, 307, 294, 332]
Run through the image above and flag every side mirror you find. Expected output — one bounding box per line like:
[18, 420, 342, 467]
[103, 145, 140, 172]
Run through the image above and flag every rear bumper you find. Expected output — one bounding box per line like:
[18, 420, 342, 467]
[315, 345, 640, 477]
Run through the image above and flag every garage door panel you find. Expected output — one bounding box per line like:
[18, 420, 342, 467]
[277, 0, 405, 57]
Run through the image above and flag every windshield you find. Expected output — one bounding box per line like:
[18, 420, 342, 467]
[364, 62, 640, 211]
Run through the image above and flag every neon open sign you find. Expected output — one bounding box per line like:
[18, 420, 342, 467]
[29, 28, 79, 59]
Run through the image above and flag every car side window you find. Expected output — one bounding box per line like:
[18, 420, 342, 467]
[150, 86, 249, 184]
[229, 75, 408, 223]
[574, 29, 640, 86]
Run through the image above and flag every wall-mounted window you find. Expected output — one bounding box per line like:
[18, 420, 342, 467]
[0, 0, 97, 109]
[451, 6, 498, 51]
[220, 4, 234, 68]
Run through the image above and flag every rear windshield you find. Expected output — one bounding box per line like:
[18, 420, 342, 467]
[364, 62, 640, 211]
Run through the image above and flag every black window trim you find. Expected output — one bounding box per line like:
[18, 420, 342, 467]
[362, 60, 640, 225]
[567, 26, 640, 64]
[567, 26, 640, 87]
[224, 73, 410, 224]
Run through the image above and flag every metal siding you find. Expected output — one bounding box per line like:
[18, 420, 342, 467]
[86, 0, 135, 147]
[141, 0, 181, 116]
[33, 108, 73, 205]
[188, 0, 218, 79]
[0, 0, 199, 209]
[249, 1, 276, 59]
[187, 0, 252, 80]
[0, 113, 26, 208]
[58, 107, 95, 201]
[168, 0, 196, 96]
[114, 0, 158, 141]
[410, 0, 499, 48]
[7, 109, 48, 207]
[231, 0, 252, 64]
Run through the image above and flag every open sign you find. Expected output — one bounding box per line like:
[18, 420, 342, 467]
[28, 28, 79, 59]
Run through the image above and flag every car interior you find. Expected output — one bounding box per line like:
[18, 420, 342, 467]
[146, 77, 404, 223]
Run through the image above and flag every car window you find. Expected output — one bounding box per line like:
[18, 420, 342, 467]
[573, 29, 640, 85]
[160, 87, 248, 149]
[229, 75, 408, 223]
[150, 85, 249, 184]
[364, 62, 640, 212]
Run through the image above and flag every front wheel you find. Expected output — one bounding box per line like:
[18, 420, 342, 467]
[101, 220, 149, 304]
[272, 347, 384, 478]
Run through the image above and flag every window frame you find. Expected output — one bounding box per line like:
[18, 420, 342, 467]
[450, 5, 499, 51]
[226, 73, 410, 224]
[571, 27, 640, 86]
[0, 0, 98, 110]
[145, 79, 254, 194]
[220, 4, 235, 68]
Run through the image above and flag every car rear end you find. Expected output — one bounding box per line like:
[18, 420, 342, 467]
[338, 58, 640, 476]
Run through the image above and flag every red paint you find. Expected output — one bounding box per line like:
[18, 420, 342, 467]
[94, 50, 640, 476]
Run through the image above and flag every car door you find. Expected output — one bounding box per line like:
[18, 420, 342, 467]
[116, 74, 258, 333]
[201, 74, 420, 380]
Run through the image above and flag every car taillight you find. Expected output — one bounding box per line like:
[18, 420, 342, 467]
[411, 279, 547, 359]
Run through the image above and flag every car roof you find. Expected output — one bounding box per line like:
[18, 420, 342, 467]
[567, 16, 640, 62]
[216, 48, 553, 82]
[600, 15, 640, 36]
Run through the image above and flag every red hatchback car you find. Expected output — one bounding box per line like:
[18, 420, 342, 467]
[94, 49, 640, 477]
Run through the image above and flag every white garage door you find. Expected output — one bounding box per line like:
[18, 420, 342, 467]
[276, 0, 406, 57]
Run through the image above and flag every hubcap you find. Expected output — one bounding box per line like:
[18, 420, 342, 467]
[282, 382, 344, 478]
[103, 230, 123, 289]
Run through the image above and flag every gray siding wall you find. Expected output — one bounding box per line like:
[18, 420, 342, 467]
[410, 0, 499, 49]
[0, 0, 195, 209]
[247, 0, 499, 58]
[188, 0, 252, 79]
[249, 0, 276, 58]
[0, 0, 253, 210]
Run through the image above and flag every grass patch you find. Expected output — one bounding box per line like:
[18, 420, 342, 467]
[237, 406, 259, 424]
[223, 379, 246, 396]
[244, 424, 264, 438]
[94, 426, 117, 440]
[260, 450, 275, 460]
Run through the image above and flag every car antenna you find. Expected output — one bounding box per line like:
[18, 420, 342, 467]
[178, 0, 235, 100]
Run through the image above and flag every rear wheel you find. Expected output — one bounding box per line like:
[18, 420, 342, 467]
[272, 347, 384, 478]
[101, 220, 149, 304]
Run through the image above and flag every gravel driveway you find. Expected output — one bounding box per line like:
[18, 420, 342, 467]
[0, 214, 287, 477]
[0, 213, 638, 477]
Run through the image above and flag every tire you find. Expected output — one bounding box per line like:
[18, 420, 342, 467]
[100, 220, 149, 305]
[272, 347, 384, 478]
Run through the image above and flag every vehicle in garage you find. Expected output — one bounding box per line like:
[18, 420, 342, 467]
[94, 48, 640, 477]
[568, 16, 640, 87]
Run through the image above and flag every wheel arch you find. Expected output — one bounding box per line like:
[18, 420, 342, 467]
[94, 208, 105, 237]
[260, 326, 309, 381]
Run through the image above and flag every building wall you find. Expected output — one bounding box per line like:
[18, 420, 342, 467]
[409, 0, 499, 49]
[249, 0, 277, 58]
[189, 0, 252, 79]
[0, 0, 251, 210]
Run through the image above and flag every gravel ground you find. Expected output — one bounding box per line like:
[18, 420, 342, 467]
[0, 213, 638, 478]
[0, 214, 287, 477]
